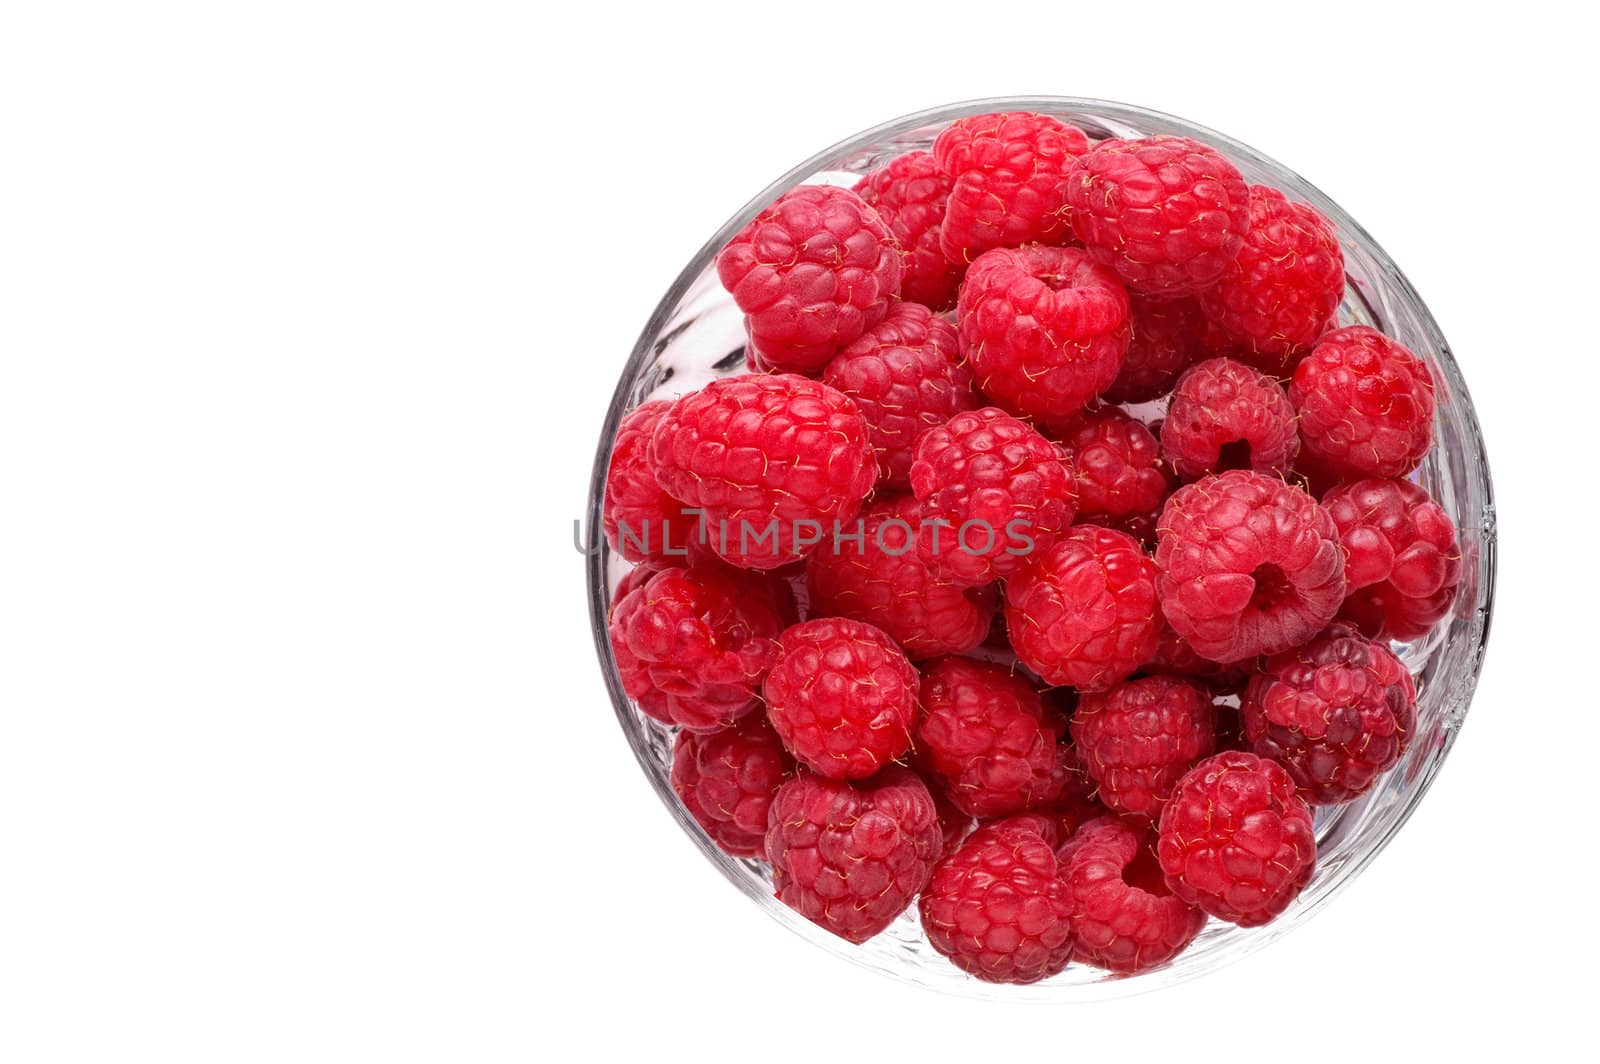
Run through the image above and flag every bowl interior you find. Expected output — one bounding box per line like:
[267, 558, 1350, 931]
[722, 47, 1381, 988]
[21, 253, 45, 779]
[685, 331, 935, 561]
[585, 98, 1495, 1000]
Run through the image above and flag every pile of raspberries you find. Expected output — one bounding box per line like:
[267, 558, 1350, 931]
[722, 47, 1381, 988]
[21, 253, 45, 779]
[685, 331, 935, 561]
[604, 112, 1460, 984]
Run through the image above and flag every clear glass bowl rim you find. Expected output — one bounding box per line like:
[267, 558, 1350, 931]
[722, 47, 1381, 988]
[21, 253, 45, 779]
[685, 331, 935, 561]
[583, 95, 1497, 1001]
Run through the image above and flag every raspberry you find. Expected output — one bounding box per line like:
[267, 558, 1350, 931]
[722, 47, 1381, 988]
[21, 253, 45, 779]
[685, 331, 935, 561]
[650, 374, 876, 570]
[933, 111, 1089, 263]
[805, 494, 995, 660]
[1157, 751, 1317, 926]
[1322, 478, 1461, 641]
[604, 400, 701, 564]
[1102, 294, 1206, 404]
[1198, 186, 1345, 369]
[914, 656, 1068, 818]
[957, 245, 1131, 421]
[715, 184, 902, 372]
[1289, 326, 1436, 479]
[1156, 471, 1345, 662]
[1058, 816, 1207, 973]
[766, 767, 942, 943]
[918, 816, 1075, 984]
[670, 714, 793, 858]
[1142, 624, 1250, 690]
[1065, 136, 1250, 297]
[822, 302, 979, 489]
[1005, 524, 1162, 691]
[854, 151, 965, 310]
[1243, 625, 1417, 805]
[910, 407, 1075, 587]
[1160, 357, 1300, 479]
[1072, 675, 1217, 820]
[763, 618, 919, 779]
[1055, 406, 1171, 521]
[932, 787, 975, 853]
[609, 564, 794, 732]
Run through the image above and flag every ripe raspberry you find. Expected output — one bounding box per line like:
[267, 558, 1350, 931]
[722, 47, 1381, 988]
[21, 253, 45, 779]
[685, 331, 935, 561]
[933, 111, 1089, 263]
[1142, 624, 1250, 690]
[609, 564, 794, 732]
[649, 374, 876, 570]
[1066, 136, 1250, 298]
[1055, 406, 1171, 521]
[1290, 326, 1436, 480]
[854, 151, 964, 310]
[1322, 478, 1461, 641]
[1243, 625, 1416, 805]
[805, 494, 995, 660]
[1103, 294, 1206, 404]
[604, 400, 701, 564]
[1157, 751, 1317, 926]
[1005, 525, 1162, 691]
[915, 656, 1068, 818]
[671, 714, 793, 858]
[1058, 816, 1207, 973]
[715, 184, 901, 372]
[763, 618, 919, 779]
[822, 302, 979, 489]
[1073, 675, 1216, 820]
[910, 407, 1075, 587]
[1156, 471, 1345, 662]
[766, 767, 942, 943]
[918, 816, 1075, 984]
[932, 787, 975, 853]
[957, 245, 1131, 421]
[1160, 357, 1300, 479]
[1198, 186, 1345, 369]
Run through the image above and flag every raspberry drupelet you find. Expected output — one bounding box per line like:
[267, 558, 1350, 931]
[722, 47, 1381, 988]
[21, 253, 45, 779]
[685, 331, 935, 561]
[715, 184, 901, 372]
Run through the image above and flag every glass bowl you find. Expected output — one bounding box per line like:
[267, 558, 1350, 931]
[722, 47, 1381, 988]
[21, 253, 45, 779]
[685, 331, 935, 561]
[583, 97, 1496, 1000]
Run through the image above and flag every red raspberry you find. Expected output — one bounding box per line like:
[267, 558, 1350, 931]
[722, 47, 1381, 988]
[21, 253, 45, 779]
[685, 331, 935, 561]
[932, 787, 976, 853]
[609, 564, 794, 732]
[854, 151, 964, 310]
[1157, 750, 1317, 926]
[1290, 326, 1436, 480]
[763, 618, 919, 779]
[822, 302, 979, 489]
[918, 815, 1075, 984]
[650, 374, 876, 570]
[1056, 406, 1171, 521]
[1066, 136, 1250, 298]
[914, 656, 1068, 818]
[1198, 186, 1344, 370]
[805, 494, 995, 660]
[1103, 295, 1206, 403]
[1005, 525, 1162, 691]
[1160, 357, 1300, 479]
[1058, 816, 1207, 973]
[670, 714, 793, 858]
[1243, 625, 1416, 805]
[1322, 478, 1461, 641]
[910, 407, 1075, 587]
[715, 184, 901, 372]
[1072, 675, 1217, 820]
[1142, 624, 1251, 690]
[957, 245, 1131, 421]
[933, 111, 1089, 263]
[1156, 471, 1345, 662]
[766, 767, 942, 943]
[604, 400, 701, 564]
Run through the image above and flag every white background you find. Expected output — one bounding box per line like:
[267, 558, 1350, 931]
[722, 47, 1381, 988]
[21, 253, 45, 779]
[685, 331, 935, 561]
[1, 2, 1593, 1060]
